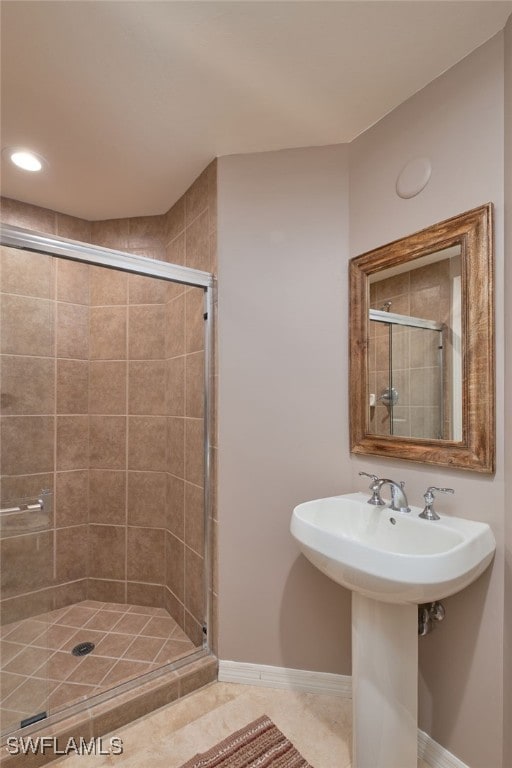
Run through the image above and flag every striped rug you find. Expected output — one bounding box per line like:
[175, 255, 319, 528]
[179, 715, 313, 768]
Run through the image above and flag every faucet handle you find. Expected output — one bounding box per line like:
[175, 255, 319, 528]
[425, 486, 455, 498]
[359, 471, 379, 482]
[358, 472, 385, 506]
[419, 486, 455, 520]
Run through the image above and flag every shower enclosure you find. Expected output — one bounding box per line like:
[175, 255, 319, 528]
[366, 247, 462, 443]
[0, 225, 213, 739]
[368, 308, 446, 440]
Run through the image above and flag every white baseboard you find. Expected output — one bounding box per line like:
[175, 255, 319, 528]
[218, 659, 351, 697]
[418, 729, 470, 768]
[218, 660, 470, 768]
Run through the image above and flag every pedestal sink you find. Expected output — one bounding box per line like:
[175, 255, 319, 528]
[290, 492, 495, 768]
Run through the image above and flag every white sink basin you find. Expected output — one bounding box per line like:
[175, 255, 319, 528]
[290, 492, 495, 603]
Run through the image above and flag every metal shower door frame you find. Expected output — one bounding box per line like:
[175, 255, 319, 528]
[0, 223, 215, 654]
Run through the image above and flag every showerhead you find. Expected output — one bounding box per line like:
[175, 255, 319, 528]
[381, 301, 392, 312]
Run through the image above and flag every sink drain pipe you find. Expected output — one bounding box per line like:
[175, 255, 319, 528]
[418, 601, 445, 636]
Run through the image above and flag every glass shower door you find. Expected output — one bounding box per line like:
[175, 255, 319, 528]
[405, 325, 444, 440]
[0, 494, 54, 736]
[368, 313, 444, 439]
[0, 245, 54, 736]
[1, 230, 213, 732]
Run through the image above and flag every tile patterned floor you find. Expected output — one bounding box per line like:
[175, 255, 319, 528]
[53, 682, 431, 768]
[0, 600, 196, 735]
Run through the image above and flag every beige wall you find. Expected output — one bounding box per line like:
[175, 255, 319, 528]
[217, 31, 508, 768]
[349, 33, 505, 768]
[217, 144, 351, 673]
[503, 15, 512, 768]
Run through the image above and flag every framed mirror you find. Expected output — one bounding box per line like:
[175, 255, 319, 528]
[349, 204, 494, 473]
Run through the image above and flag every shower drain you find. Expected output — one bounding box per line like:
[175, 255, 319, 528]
[71, 641, 95, 657]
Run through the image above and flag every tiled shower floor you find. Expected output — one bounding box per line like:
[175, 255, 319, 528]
[0, 600, 196, 735]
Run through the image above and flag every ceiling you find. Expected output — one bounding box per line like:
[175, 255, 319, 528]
[1, 1, 511, 221]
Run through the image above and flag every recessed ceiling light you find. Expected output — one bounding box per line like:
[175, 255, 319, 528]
[2, 147, 47, 172]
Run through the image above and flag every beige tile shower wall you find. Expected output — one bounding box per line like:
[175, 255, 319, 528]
[86, 265, 176, 609]
[0, 245, 89, 624]
[87, 161, 217, 644]
[54, 257, 90, 600]
[0, 246, 56, 622]
[159, 164, 217, 646]
[0, 161, 217, 645]
[126, 273, 170, 610]
[164, 284, 207, 646]
[0, 199, 92, 244]
[87, 265, 128, 604]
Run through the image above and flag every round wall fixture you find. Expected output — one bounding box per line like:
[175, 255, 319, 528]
[2, 146, 47, 172]
[396, 156, 431, 199]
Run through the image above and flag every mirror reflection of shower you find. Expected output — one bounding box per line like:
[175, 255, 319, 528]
[369, 308, 444, 439]
[367, 245, 462, 441]
[378, 300, 399, 435]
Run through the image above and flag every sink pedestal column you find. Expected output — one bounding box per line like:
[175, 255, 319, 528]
[352, 593, 418, 768]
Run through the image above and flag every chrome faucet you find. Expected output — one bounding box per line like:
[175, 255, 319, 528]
[358, 472, 385, 506]
[419, 486, 455, 520]
[358, 473, 410, 513]
[375, 478, 411, 513]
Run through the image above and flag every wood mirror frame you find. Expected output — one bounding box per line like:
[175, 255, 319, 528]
[349, 203, 495, 473]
